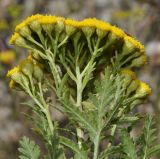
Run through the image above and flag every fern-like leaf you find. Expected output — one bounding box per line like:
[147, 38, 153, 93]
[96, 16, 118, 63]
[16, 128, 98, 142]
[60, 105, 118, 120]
[140, 115, 160, 159]
[121, 129, 137, 159]
[18, 136, 41, 159]
[89, 67, 126, 130]
[60, 136, 87, 159]
[57, 95, 97, 141]
[99, 145, 122, 159]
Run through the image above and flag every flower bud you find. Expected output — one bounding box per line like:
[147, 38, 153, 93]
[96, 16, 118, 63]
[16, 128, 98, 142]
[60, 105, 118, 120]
[81, 26, 95, 37]
[42, 24, 53, 34]
[130, 55, 147, 67]
[20, 59, 34, 77]
[33, 64, 44, 82]
[7, 66, 19, 77]
[7, 66, 28, 85]
[65, 25, 77, 36]
[122, 39, 137, 56]
[30, 20, 41, 33]
[19, 26, 31, 38]
[135, 82, 151, 98]
[96, 28, 107, 39]
[55, 20, 64, 34]
[15, 36, 27, 47]
[121, 69, 136, 86]
[122, 36, 145, 55]
[126, 79, 140, 96]
[107, 32, 118, 43]
[11, 72, 23, 84]
[111, 26, 125, 39]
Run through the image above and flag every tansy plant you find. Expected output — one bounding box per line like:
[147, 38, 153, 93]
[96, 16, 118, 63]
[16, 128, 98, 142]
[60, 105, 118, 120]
[7, 14, 160, 159]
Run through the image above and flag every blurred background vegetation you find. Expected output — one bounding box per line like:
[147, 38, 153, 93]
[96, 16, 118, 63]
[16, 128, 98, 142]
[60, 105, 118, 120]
[0, 0, 160, 158]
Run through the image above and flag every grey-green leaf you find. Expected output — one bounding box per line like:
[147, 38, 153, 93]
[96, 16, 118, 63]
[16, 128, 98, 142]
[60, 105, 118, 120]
[147, 144, 160, 158]
[18, 136, 41, 159]
[60, 136, 87, 159]
[121, 129, 137, 159]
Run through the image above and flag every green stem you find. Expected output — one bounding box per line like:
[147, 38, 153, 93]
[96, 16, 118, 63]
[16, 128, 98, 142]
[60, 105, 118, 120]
[76, 38, 101, 150]
[105, 125, 117, 159]
[58, 36, 69, 48]
[75, 66, 84, 149]
[46, 53, 61, 88]
[28, 75, 35, 96]
[93, 133, 100, 159]
[45, 105, 54, 135]
[76, 76, 82, 108]
[37, 31, 45, 46]
[81, 38, 101, 78]
[27, 36, 44, 49]
[24, 77, 56, 158]
[38, 82, 54, 135]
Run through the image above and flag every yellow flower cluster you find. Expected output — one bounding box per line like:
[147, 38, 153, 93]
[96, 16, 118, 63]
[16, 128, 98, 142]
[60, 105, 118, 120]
[39, 15, 58, 24]
[120, 68, 151, 97]
[65, 18, 80, 28]
[7, 51, 44, 89]
[9, 14, 145, 53]
[15, 14, 43, 32]
[9, 32, 21, 44]
[7, 66, 20, 77]
[124, 36, 145, 53]
[138, 81, 151, 95]
[0, 50, 16, 64]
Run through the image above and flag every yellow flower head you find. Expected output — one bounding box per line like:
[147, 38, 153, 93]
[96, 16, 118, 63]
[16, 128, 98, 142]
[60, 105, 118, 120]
[9, 32, 20, 44]
[124, 36, 145, 52]
[7, 66, 20, 77]
[139, 82, 151, 95]
[15, 14, 43, 32]
[15, 21, 26, 32]
[25, 14, 44, 24]
[80, 18, 112, 32]
[96, 20, 112, 32]
[65, 18, 80, 28]
[121, 69, 136, 79]
[135, 81, 151, 98]
[39, 15, 57, 24]
[80, 18, 97, 28]
[0, 50, 16, 64]
[111, 25, 125, 38]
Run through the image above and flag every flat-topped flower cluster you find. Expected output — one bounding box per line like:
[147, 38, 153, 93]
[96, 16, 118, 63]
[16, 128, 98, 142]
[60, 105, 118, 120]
[10, 14, 145, 52]
[7, 14, 150, 99]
